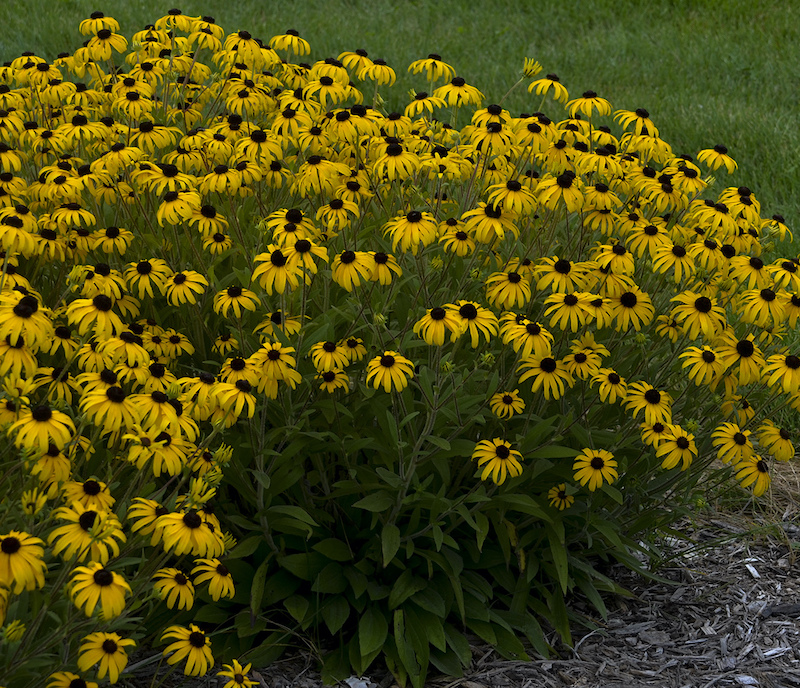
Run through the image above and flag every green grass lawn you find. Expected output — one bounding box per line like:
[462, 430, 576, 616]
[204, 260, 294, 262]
[1, 0, 798, 238]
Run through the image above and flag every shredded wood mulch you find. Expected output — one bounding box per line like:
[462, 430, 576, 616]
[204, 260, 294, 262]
[122, 517, 800, 688]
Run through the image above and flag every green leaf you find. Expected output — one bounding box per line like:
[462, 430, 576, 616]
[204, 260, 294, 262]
[432, 524, 443, 551]
[475, 512, 489, 552]
[353, 492, 395, 512]
[410, 587, 446, 618]
[548, 530, 569, 595]
[262, 570, 301, 605]
[382, 523, 401, 568]
[359, 607, 388, 657]
[530, 445, 580, 459]
[277, 552, 327, 581]
[312, 562, 348, 594]
[600, 482, 624, 504]
[249, 559, 269, 617]
[427, 436, 451, 451]
[284, 594, 309, 623]
[414, 607, 447, 651]
[313, 538, 353, 562]
[388, 569, 426, 610]
[376, 467, 402, 487]
[226, 535, 262, 559]
[344, 566, 369, 599]
[268, 505, 319, 526]
[322, 596, 351, 635]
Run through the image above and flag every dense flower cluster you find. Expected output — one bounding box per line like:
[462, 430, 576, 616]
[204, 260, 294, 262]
[0, 8, 796, 685]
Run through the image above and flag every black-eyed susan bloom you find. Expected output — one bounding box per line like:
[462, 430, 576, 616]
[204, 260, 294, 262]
[331, 250, 372, 291]
[153, 568, 195, 610]
[625, 381, 672, 425]
[591, 368, 627, 404]
[217, 659, 259, 688]
[548, 483, 574, 510]
[670, 291, 727, 339]
[573, 449, 617, 491]
[413, 307, 465, 346]
[9, 404, 75, 453]
[697, 144, 737, 174]
[213, 286, 260, 319]
[252, 247, 302, 295]
[46, 671, 99, 688]
[485, 270, 531, 309]
[757, 420, 794, 462]
[444, 300, 498, 347]
[192, 558, 235, 601]
[162, 624, 214, 677]
[309, 341, 350, 372]
[0, 531, 47, 593]
[77, 632, 135, 684]
[159, 509, 225, 557]
[517, 355, 574, 400]
[489, 390, 525, 418]
[655, 425, 697, 471]
[735, 455, 770, 496]
[366, 351, 414, 392]
[711, 422, 754, 464]
[472, 438, 524, 485]
[679, 346, 727, 386]
[70, 562, 130, 620]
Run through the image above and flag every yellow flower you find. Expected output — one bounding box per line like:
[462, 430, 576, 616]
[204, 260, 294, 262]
[365, 352, 415, 392]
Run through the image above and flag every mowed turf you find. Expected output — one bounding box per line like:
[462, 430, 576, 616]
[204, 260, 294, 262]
[1, 0, 798, 237]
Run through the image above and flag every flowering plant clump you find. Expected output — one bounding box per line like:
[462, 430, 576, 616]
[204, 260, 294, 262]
[0, 9, 797, 688]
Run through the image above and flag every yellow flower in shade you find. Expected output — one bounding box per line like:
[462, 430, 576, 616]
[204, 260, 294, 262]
[472, 438, 524, 485]
[317, 369, 350, 393]
[62, 479, 115, 512]
[212, 286, 261, 319]
[166, 271, 208, 306]
[66, 295, 124, 339]
[252, 247, 303, 295]
[309, 341, 350, 372]
[77, 631, 135, 684]
[0, 531, 46, 593]
[679, 346, 727, 386]
[566, 90, 612, 118]
[625, 381, 672, 425]
[413, 307, 466, 346]
[489, 390, 525, 419]
[757, 420, 794, 462]
[153, 568, 195, 610]
[711, 422, 754, 465]
[655, 425, 697, 471]
[331, 250, 373, 291]
[80, 386, 141, 435]
[218, 659, 259, 688]
[610, 287, 654, 331]
[158, 510, 225, 557]
[697, 144, 737, 174]
[162, 624, 214, 677]
[383, 210, 438, 255]
[408, 53, 456, 82]
[444, 301, 498, 348]
[366, 351, 415, 392]
[518, 355, 574, 400]
[670, 291, 727, 339]
[21, 488, 47, 516]
[591, 368, 627, 404]
[528, 73, 569, 103]
[763, 353, 800, 393]
[543, 292, 592, 332]
[485, 270, 531, 309]
[9, 405, 75, 453]
[192, 558, 235, 601]
[715, 332, 764, 386]
[49, 502, 126, 564]
[573, 449, 617, 491]
[47, 672, 98, 688]
[548, 484, 574, 510]
[70, 562, 130, 620]
[367, 251, 403, 285]
[735, 456, 770, 497]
